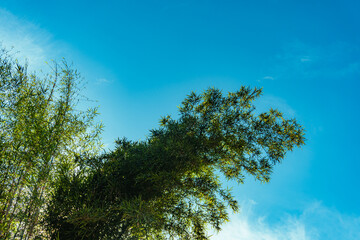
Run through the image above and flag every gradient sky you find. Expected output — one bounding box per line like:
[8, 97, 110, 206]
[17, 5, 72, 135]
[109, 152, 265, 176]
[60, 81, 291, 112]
[1, 1, 360, 239]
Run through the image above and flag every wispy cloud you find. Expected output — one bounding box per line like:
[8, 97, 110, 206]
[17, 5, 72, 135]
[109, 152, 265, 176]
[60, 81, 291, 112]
[96, 78, 113, 85]
[300, 56, 312, 62]
[268, 40, 360, 80]
[263, 76, 274, 80]
[0, 8, 70, 72]
[211, 200, 360, 240]
[257, 76, 275, 83]
[0, 8, 114, 86]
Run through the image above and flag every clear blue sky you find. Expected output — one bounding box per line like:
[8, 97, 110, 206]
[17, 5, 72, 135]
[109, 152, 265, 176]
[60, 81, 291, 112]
[1, 0, 359, 239]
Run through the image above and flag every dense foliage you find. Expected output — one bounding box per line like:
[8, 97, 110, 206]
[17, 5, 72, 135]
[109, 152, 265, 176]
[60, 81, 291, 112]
[0, 47, 305, 239]
[0, 49, 103, 239]
[45, 87, 305, 239]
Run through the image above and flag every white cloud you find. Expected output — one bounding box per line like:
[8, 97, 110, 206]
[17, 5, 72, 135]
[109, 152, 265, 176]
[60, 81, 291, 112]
[96, 78, 113, 85]
[263, 76, 274, 80]
[211, 200, 360, 240]
[268, 40, 360, 80]
[0, 8, 65, 71]
[300, 57, 312, 62]
[0, 8, 115, 88]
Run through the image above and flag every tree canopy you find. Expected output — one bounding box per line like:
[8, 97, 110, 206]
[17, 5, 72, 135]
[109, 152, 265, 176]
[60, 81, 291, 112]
[0, 47, 305, 239]
[0, 48, 103, 239]
[45, 87, 305, 239]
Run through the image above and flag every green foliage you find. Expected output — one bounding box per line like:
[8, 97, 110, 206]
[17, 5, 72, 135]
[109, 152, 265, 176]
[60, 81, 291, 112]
[0, 48, 103, 239]
[45, 87, 305, 239]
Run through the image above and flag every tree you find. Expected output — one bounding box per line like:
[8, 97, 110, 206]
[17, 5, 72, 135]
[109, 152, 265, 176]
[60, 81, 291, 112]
[45, 87, 305, 239]
[0, 48, 103, 239]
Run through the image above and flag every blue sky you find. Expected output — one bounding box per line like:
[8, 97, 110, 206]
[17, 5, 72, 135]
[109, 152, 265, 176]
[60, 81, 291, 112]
[1, 1, 359, 239]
